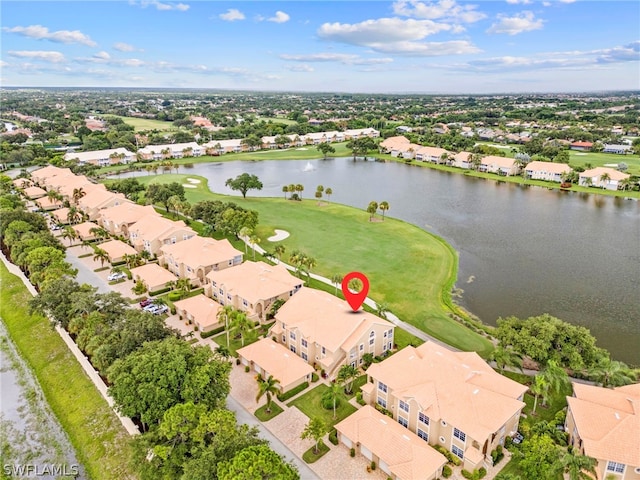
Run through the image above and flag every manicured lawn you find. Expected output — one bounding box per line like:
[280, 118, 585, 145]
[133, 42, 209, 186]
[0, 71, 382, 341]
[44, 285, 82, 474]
[126, 173, 493, 356]
[288, 384, 357, 427]
[108, 115, 177, 132]
[346, 375, 368, 399]
[255, 402, 284, 421]
[568, 150, 640, 176]
[302, 441, 330, 463]
[0, 263, 136, 480]
[211, 328, 262, 358]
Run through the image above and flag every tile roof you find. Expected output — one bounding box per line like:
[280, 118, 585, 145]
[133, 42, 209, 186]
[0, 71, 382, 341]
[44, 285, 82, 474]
[480, 155, 517, 169]
[78, 189, 129, 211]
[23, 186, 47, 198]
[525, 161, 572, 174]
[130, 263, 177, 288]
[579, 167, 630, 181]
[99, 203, 159, 226]
[72, 221, 100, 239]
[568, 382, 640, 466]
[366, 342, 527, 443]
[237, 338, 314, 388]
[335, 405, 447, 480]
[160, 236, 243, 270]
[206, 261, 302, 305]
[30, 166, 73, 182]
[129, 215, 195, 245]
[275, 287, 394, 353]
[173, 294, 222, 330]
[97, 239, 137, 260]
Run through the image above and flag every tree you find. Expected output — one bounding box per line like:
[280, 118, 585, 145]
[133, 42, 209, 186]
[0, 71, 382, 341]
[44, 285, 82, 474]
[294, 184, 304, 199]
[146, 182, 186, 213]
[274, 244, 286, 262]
[322, 382, 346, 419]
[230, 312, 253, 347]
[325, 187, 333, 201]
[249, 234, 261, 261]
[66, 206, 81, 224]
[517, 434, 561, 480]
[367, 201, 378, 221]
[89, 226, 109, 241]
[282, 185, 289, 199]
[107, 337, 231, 429]
[337, 364, 359, 394]
[256, 375, 280, 414]
[379, 201, 389, 220]
[317, 142, 335, 159]
[587, 355, 637, 388]
[530, 375, 547, 415]
[72, 187, 86, 204]
[92, 247, 110, 268]
[217, 305, 236, 347]
[330, 273, 343, 295]
[489, 345, 523, 373]
[538, 360, 570, 406]
[217, 445, 299, 480]
[301, 417, 328, 454]
[559, 448, 597, 480]
[314, 190, 322, 203]
[29, 278, 95, 329]
[599, 172, 611, 189]
[175, 277, 192, 299]
[225, 173, 263, 198]
[131, 279, 148, 296]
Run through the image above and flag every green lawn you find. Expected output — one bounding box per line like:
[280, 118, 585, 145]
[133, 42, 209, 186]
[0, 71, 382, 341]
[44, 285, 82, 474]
[211, 329, 262, 358]
[127, 173, 493, 356]
[568, 150, 640, 175]
[0, 263, 137, 480]
[288, 384, 357, 427]
[257, 116, 298, 126]
[108, 115, 177, 132]
[255, 402, 284, 421]
[302, 441, 330, 463]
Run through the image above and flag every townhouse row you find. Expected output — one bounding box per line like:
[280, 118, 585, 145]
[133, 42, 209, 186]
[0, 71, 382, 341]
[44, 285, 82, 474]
[380, 136, 632, 191]
[62, 127, 380, 166]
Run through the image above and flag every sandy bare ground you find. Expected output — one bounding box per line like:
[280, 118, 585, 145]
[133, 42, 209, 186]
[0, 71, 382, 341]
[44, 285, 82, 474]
[267, 229, 290, 242]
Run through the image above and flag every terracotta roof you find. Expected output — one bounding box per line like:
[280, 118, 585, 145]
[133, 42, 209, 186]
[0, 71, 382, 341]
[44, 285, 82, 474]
[30, 166, 73, 182]
[23, 186, 47, 198]
[160, 236, 243, 270]
[72, 221, 100, 239]
[97, 239, 137, 260]
[335, 405, 447, 480]
[173, 294, 222, 329]
[237, 338, 314, 388]
[51, 207, 70, 222]
[366, 342, 527, 443]
[129, 215, 195, 245]
[480, 155, 516, 169]
[570, 141, 593, 147]
[35, 196, 63, 209]
[130, 263, 177, 288]
[13, 178, 31, 188]
[78, 189, 129, 211]
[525, 161, 572, 174]
[568, 383, 640, 467]
[275, 287, 394, 353]
[380, 136, 411, 150]
[453, 151, 473, 162]
[579, 167, 630, 182]
[206, 261, 302, 305]
[99, 203, 159, 226]
[415, 145, 449, 157]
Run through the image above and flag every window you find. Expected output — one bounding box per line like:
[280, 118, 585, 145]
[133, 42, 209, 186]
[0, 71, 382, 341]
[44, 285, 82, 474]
[369, 337, 375, 346]
[399, 400, 409, 413]
[419, 412, 430, 425]
[383, 343, 388, 352]
[290, 346, 296, 354]
[417, 429, 429, 442]
[384, 331, 387, 338]
[219, 288, 223, 295]
[378, 382, 388, 393]
[451, 445, 464, 460]
[290, 332, 296, 341]
[243, 299, 248, 307]
[388, 341, 392, 350]
[227, 294, 232, 301]
[388, 329, 393, 337]
[453, 428, 466, 442]
[301, 339, 308, 348]
[398, 416, 408, 428]
[606, 462, 625, 474]
[301, 352, 308, 361]
[171, 237, 176, 244]
[369, 331, 375, 338]
[321, 346, 326, 355]
[282, 335, 286, 343]
[359, 344, 364, 351]
[377, 397, 387, 408]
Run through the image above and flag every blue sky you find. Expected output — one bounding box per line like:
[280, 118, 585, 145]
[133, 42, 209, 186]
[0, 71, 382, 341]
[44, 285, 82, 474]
[2, 1, 639, 93]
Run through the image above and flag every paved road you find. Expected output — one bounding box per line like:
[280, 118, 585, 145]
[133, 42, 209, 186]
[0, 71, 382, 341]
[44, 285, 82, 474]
[226, 396, 319, 480]
[64, 246, 111, 294]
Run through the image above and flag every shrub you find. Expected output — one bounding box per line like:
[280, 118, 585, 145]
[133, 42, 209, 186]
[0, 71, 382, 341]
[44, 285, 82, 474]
[329, 429, 338, 445]
[199, 325, 225, 339]
[479, 467, 487, 479]
[356, 392, 366, 406]
[350, 448, 355, 458]
[442, 465, 452, 478]
[276, 381, 309, 402]
[168, 291, 181, 301]
[235, 358, 241, 365]
[149, 286, 171, 296]
[461, 470, 472, 479]
[504, 436, 513, 449]
[370, 461, 376, 471]
[311, 372, 319, 383]
[244, 366, 250, 373]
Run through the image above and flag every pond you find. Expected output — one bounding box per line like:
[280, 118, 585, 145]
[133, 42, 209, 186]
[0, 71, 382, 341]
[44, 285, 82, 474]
[116, 157, 640, 364]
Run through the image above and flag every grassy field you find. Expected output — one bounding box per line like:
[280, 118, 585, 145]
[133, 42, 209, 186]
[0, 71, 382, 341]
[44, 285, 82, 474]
[0, 263, 137, 480]
[287, 384, 357, 427]
[130, 174, 493, 356]
[256, 116, 297, 126]
[108, 115, 177, 132]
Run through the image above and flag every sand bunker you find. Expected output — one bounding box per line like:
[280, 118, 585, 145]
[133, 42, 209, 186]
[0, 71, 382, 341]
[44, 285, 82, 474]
[187, 178, 201, 183]
[267, 229, 290, 242]
[182, 184, 197, 188]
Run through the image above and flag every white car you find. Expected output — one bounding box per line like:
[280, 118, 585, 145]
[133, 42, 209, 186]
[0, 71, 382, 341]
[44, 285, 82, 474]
[153, 305, 169, 315]
[107, 272, 126, 281]
[143, 304, 160, 313]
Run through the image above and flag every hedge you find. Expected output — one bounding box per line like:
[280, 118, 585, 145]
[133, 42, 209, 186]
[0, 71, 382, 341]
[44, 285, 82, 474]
[276, 381, 309, 402]
[149, 286, 171, 296]
[200, 325, 225, 339]
[329, 429, 338, 445]
[442, 465, 452, 478]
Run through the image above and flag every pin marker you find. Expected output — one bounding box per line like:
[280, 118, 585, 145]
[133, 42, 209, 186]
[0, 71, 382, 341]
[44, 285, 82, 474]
[341, 272, 370, 312]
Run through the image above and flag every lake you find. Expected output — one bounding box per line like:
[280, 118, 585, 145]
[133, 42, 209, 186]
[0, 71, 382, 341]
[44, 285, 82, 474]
[118, 157, 640, 364]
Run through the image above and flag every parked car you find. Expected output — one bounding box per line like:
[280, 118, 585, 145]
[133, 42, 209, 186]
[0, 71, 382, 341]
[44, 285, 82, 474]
[153, 305, 169, 315]
[139, 298, 153, 308]
[512, 432, 524, 444]
[107, 272, 126, 281]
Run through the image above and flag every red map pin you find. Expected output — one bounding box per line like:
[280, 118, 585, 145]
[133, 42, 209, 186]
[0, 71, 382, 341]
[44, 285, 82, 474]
[341, 272, 370, 312]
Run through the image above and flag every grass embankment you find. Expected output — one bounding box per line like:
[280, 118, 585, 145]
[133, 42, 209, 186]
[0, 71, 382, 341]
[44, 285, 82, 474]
[130, 174, 493, 356]
[0, 263, 137, 480]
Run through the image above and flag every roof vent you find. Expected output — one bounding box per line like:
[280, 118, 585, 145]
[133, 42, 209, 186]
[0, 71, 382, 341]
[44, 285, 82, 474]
[380, 419, 387, 425]
[614, 412, 620, 420]
[473, 389, 480, 395]
[402, 435, 410, 441]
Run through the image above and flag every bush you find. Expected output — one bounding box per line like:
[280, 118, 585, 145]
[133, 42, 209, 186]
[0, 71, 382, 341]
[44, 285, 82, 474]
[370, 462, 376, 471]
[235, 358, 241, 365]
[479, 467, 487, 479]
[461, 470, 472, 479]
[356, 392, 366, 406]
[199, 325, 225, 339]
[311, 372, 319, 383]
[168, 291, 181, 301]
[276, 381, 309, 402]
[322, 395, 341, 410]
[244, 366, 250, 373]
[149, 286, 171, 296]
[504, 436, 513, 449]
[350, 448, 355, 458]
[329, 429, 338, 445]
[442, 465, 452, 478]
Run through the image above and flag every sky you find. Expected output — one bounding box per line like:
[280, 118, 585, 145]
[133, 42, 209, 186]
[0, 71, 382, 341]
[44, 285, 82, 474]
[1, 0, 639, 94]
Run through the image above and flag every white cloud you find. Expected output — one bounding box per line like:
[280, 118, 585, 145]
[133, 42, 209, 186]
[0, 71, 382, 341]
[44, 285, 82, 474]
[0, 60, 9, 68]
[219, 9, 245, 21]
[542, 2, 552, 6]
[114, 42, 136, 52]
[268, 11, 290, 23]
[506, 0, 532, 4]
[137, 1, 189, 11]
[93, 51, 111, 60]
[392, 0, 486, 23]
[558, 0, 577, 3]
[280, 52, 393, 65]
[285, 64, 315, 72]
[487, 11, 544, 35]
[8, 50, 66, 63]
[369, 40, 480, 56]
[3, 25, 96, 47]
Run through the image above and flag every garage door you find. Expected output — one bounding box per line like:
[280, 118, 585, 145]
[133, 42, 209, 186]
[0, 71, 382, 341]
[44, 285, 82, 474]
[361, 446, 373, 461]
[379, 460, 390, 475]
[254, 365, 261, 374]
[341, 436, 352, 449]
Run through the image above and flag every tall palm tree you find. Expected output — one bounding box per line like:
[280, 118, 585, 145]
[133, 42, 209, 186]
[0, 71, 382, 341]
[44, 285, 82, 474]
[490, 346, 523, 373]
[282, 185, 289, 199]
[530, 375, 548, 415]
[337, 364, 359, 394]
[175, 277, 191, 299]
[61, 226, 78, 246]
[92, 248, 109, 268]
[249, 235, 261, 261]
[89, 227, 109, 241]
[539, 360, 570, 406]
[322, 382, 346, 419]
[274, 244, 286, 262]
[367, 201, 378, 221]
[379, 201, 390, 220]
[217, 305, 236, 347]
[599, 172, 611, 189]
[239, 227, 252, 254]
[330, 273, 343, 295]
[587, 356, 637, 388]
[72, 187, 86, 204]
[295, 184, 304, 199]
[325, 187, 333, 201]
[231, 312, 253, 347]
[559, 448, 597, 480]
[256, 375, 280, 414]
[66, 206, 81, 224]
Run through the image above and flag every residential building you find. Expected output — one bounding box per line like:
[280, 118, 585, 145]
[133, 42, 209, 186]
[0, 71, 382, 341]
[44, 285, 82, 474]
[579, 167, 630, 190]
[130, 263, 177, 293]
[524, 161, 572, 182]
[237, 338, 314, 394]
[603, 144, 632, 155]
[35, 195, 63, 211]
[30, 166, 73, 186]
[97, 239, 137, 264]
[205, 261, 302, 322]
[335, 405, 448, 480]
[362, 342, 527, 471]
[174, 294, 223, 333]
[159, 236, 243, 286]
[72, 221, 100, 241]
[137, 142, 202, 160]
[128, 215, 196, 256]
[379, 136, 410, 156]
[270, 287, 395, 378]
[12, 178, 31, 189]
[452, 152, 474, 170]
[570, 141, 593, 151]
[98, 203, 159, 236]
[479, 155, 520, 176]
[565, 383, 640, 480]
[204, 139, 245, 155]
[344, 127, 379, 139]
[415, 146, 450, 163]
[77, 189, 130, 220]
[23, 186, 47, 199]
[50, 207, 70, 225]
[63, 147, 135, 166]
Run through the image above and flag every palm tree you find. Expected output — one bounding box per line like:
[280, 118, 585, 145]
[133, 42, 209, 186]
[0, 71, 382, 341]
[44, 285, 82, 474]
[375, 302, 389, 320]
[367, 201, 378, 221]
[274, 244, 286, 262]
[92, 248, 109, 268]
[529, 375, 547, 415]
[587, 356, 637, 388]
[559, 448, 597, 480]
[256, 375, 280, 414]
[249, 235, 261, 261]
[322, 382, 346, 419]
[175, 277, 191, 299]
[302, 256, 316, 282]
[239, 227, 252, 254]
[539, 360, 570, 406]
[489, 346, 523, 373]
[72, 187, 86, 204]
[282, 185, 289, 199]
[89, 226, 109, 241]
[214, 344, 231, 360]
[470, 153, 483, 171]
[379, 201, 389, 220]
[217, 305, 236, 347]
[599, 172, 611, 189]
[66, 206, 81, 224]
[325, 187, 333, 201]
[295, 184, 304, 199]
[337, 364, 359, 394]
[330, 273, 343, 295]
[46, 189, 62, 204]
[231, 312, 253, 347]
[123, 253, 143, 269]
[618, 177, 631, 191]
[61, 226, 77, 246]
[582, 177, 593, 188]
